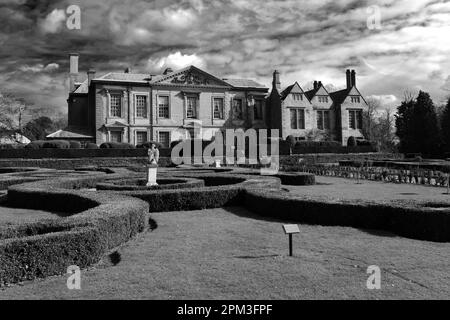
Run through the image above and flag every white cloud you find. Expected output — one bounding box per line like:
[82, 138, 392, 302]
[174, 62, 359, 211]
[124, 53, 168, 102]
[146, 52, 206, 72]
[39, 9, 66, 34]
[19, 63, 60, 73]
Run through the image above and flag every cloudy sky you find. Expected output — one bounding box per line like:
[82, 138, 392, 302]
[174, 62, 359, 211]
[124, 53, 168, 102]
[1, 0, 450, 115]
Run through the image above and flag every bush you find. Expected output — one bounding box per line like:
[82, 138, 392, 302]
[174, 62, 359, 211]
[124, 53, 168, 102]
[356, 139, 371, 147]
[85, 143, 99, 149]
[275, 173, 315, 186]
[1, 176, 148, 285]
[100, 142, 135, 149]
[244, 189, 450, 242]
[96, 177, 205, 191]
[286, 135, 296, 149]
[347, 136, 357, 147]
[136, 141, 163, 149]
[0, 144, 24, 150]
[42, 140, 71, 149]
[24, 140, 46, 149]
[69, 141, 82, 149]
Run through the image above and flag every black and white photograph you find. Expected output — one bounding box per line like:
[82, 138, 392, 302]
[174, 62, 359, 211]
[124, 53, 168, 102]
[0, 0, 450, 307]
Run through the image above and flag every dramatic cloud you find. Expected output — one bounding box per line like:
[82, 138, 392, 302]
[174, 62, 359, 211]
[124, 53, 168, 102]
[146, 52, 206, 73]
[39, 9, 66, 34]
[1, 0, 450, 114]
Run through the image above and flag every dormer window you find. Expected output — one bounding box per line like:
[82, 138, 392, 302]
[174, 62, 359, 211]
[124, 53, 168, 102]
[318, 96, 329, 103]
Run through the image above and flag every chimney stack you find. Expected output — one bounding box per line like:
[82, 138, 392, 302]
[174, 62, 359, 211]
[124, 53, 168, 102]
[124, 67, 131, 73]
[351, 70, 356, 88]
[318, 81, 322, 88]
[346, 69, 352, 89]
[272, 70, 281, 91]
[69, 53, 79, 92]
[87, 69, 96, 86]
[313, 81, 318, 90]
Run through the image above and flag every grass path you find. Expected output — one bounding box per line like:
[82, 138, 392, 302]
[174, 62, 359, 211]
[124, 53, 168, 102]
[1, 207, 449, 300]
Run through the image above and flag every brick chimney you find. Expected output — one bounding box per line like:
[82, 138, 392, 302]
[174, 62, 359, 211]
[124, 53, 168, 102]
[346, 69, 352, 89]
[313, 81, 318, 90]
[69, 53, 79, 92]
[124, 67, 131, 73]
[351, 70, 356, 88]
[87, 69, 96, 86]
[272, 70, 281, 91]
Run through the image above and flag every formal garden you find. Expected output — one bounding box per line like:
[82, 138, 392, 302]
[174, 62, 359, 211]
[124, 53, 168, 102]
[0, 159, 450, 299]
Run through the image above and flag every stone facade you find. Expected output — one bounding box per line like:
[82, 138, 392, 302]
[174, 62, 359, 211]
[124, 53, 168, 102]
[64, 54, 368, 147]
[267, 69, 368, 146]
[66, 54, 268, 147]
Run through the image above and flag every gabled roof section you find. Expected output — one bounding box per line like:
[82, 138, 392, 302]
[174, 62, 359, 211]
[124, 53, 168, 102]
[329, 88, 351, 105]
[304, 83, 329, 101]
[329, 86, 367, 105]
[280, 82, 304, 100]
[151, 65, 231, 88]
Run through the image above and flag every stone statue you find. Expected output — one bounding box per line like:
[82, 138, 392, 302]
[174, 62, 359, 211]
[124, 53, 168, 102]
[147, 143, 159, 165]
[146, 143, 159, 187]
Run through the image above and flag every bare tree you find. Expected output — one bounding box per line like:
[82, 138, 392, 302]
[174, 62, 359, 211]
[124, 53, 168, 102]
[363, 97, 381, 140]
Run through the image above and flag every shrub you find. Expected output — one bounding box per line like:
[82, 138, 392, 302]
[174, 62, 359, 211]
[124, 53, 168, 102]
[24, 140, 46, 149]
[96, 177, 205, 191]
[244, 189, 450, 242]
[42, 140, 71, 149]
[100, 142, 135, 149]
[136, 141, 163, 149]
[275, 173, 315, 186]
[1, 176, 148, 285]
[69, 141, 82, 149]
[286, 135, 296, 149]
[347, 136, 357, 147]
[85, 143, 99, 149]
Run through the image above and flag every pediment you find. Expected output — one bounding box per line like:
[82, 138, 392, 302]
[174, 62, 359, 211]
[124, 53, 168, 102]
[152, 66, 231, 88]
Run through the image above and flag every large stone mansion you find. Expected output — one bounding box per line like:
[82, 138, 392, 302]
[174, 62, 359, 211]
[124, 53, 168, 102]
[54, 53, 368, 147]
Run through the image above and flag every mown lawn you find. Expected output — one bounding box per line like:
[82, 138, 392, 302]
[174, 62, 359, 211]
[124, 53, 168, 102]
[286, 176, 450, 203]
[1, 207, 449, 300]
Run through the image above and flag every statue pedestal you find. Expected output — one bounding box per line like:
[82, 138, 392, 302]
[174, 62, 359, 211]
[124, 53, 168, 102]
[146, 164, 158, 187]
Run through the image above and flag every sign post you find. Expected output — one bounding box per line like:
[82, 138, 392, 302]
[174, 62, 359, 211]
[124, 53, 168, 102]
[282, 224, 300, 257]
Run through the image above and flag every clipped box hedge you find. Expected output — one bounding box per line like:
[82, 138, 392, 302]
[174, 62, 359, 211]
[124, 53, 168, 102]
[244, 189, 450, 242]
[0, 175, 149, 286]
[114, 173, 281, 212]
[96, 177, 205, 191]
[0, 148, 172, 159]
